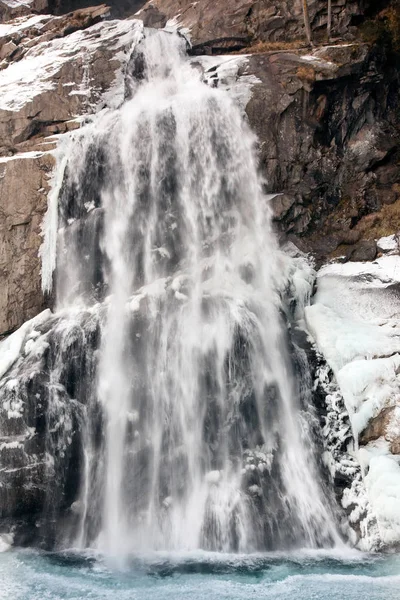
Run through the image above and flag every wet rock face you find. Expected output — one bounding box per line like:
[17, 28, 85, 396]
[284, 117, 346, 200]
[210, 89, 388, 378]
[0, 284, 342, 550]
[240, 44, 400, 258]
[0, 309, 101, 547]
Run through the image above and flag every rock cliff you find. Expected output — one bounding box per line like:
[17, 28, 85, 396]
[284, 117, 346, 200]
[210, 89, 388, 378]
[1, 0, 399, 335]
[0, 7, 143, 336]
[0, 0, 400, 552]
[138, 0, 364, 51]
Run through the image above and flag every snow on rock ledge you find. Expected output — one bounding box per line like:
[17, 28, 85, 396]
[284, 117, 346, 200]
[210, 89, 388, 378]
[305, 249, 400, 549]
[0, 17, 143, 150]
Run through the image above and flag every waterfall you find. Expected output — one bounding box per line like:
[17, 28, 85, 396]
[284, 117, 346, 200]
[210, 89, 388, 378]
[2, 27, 343, 555]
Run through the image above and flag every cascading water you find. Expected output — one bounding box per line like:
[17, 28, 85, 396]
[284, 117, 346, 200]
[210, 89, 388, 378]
[0, 27, 344, 555]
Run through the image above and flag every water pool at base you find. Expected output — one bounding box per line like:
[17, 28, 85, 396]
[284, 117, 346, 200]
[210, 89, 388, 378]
[0, 549, 399, 600]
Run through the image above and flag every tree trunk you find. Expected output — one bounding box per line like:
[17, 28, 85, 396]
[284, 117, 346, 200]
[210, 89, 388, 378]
[327, 0, 332, 41]
[302, 0, 312, 45]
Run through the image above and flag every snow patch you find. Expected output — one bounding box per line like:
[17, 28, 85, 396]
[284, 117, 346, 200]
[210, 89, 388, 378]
[0, 13, 49, 39]
[0, 310, 51, 380]
[365, 455, 400, 546]
[194, 54, 261, 110]
[0, 19, 143, 112]
[377, 234, 399, 255]
[0, 150, 45, 163]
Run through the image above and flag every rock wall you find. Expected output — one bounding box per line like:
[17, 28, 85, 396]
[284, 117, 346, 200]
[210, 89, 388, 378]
[139, 0, 365, 52]
[0, 9, 143, 336]
[241, 43, 400, 259]
[0, 153, 53, 336]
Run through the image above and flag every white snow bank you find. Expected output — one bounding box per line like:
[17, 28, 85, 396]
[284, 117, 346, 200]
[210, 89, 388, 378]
[306, 303, 400, 372]
[0, 19, 143, 112]
[0, 309, 51, 379]
[318, 254, 400, 288]
[305, 253, 400, 547]
[0, 150, 45, 163]
[338, 356, 400, 437]
[365, 455, 400, 546]
[0, 13, 49, 39]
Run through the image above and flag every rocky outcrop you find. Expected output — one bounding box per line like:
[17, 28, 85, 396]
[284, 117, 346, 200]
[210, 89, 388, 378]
[0, 152, 53, 336]
[240, 43, 400, 257]
[0, 307, 100, 547]
[0, 9, 137, 152]
[139, 0, 365, 52]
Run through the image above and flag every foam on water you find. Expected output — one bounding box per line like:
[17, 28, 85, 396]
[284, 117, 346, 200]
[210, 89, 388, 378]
[0, 549, 399, 600]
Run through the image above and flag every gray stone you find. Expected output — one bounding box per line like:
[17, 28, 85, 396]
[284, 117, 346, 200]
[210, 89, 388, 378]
[0, 40, 16, 60]
[270, 193, 295, 220]
[347, 239, 378, 262]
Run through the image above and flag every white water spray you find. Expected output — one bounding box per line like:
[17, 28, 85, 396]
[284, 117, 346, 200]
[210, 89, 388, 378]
[44, 28, 342, 556]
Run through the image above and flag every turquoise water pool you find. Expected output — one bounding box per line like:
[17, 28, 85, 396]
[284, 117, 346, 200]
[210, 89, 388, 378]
[0, 548, 399, 600]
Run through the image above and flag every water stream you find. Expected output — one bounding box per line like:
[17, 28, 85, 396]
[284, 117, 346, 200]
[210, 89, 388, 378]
[49, 30, 341, 556]
[0, 28, 344, 559]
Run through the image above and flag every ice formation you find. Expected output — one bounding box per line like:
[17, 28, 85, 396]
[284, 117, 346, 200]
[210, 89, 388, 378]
[306, 249, 400, 548]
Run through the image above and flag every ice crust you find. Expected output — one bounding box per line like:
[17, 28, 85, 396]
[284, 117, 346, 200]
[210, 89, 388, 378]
[306, 249, 400, 548]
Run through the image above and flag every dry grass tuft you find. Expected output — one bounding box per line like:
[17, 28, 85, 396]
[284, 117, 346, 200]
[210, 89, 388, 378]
[354, 198, 400, 240]
[296, 65, 316, 83]
[239, 39, 306, 54]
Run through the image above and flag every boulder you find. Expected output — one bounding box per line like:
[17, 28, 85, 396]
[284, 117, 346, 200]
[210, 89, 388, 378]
[347, 239, 378, 262]
[0, 39, 16, 59]
[360, 405, 400, 455]
[360, 407, 396, 445]
[270, 193, 296, 221]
